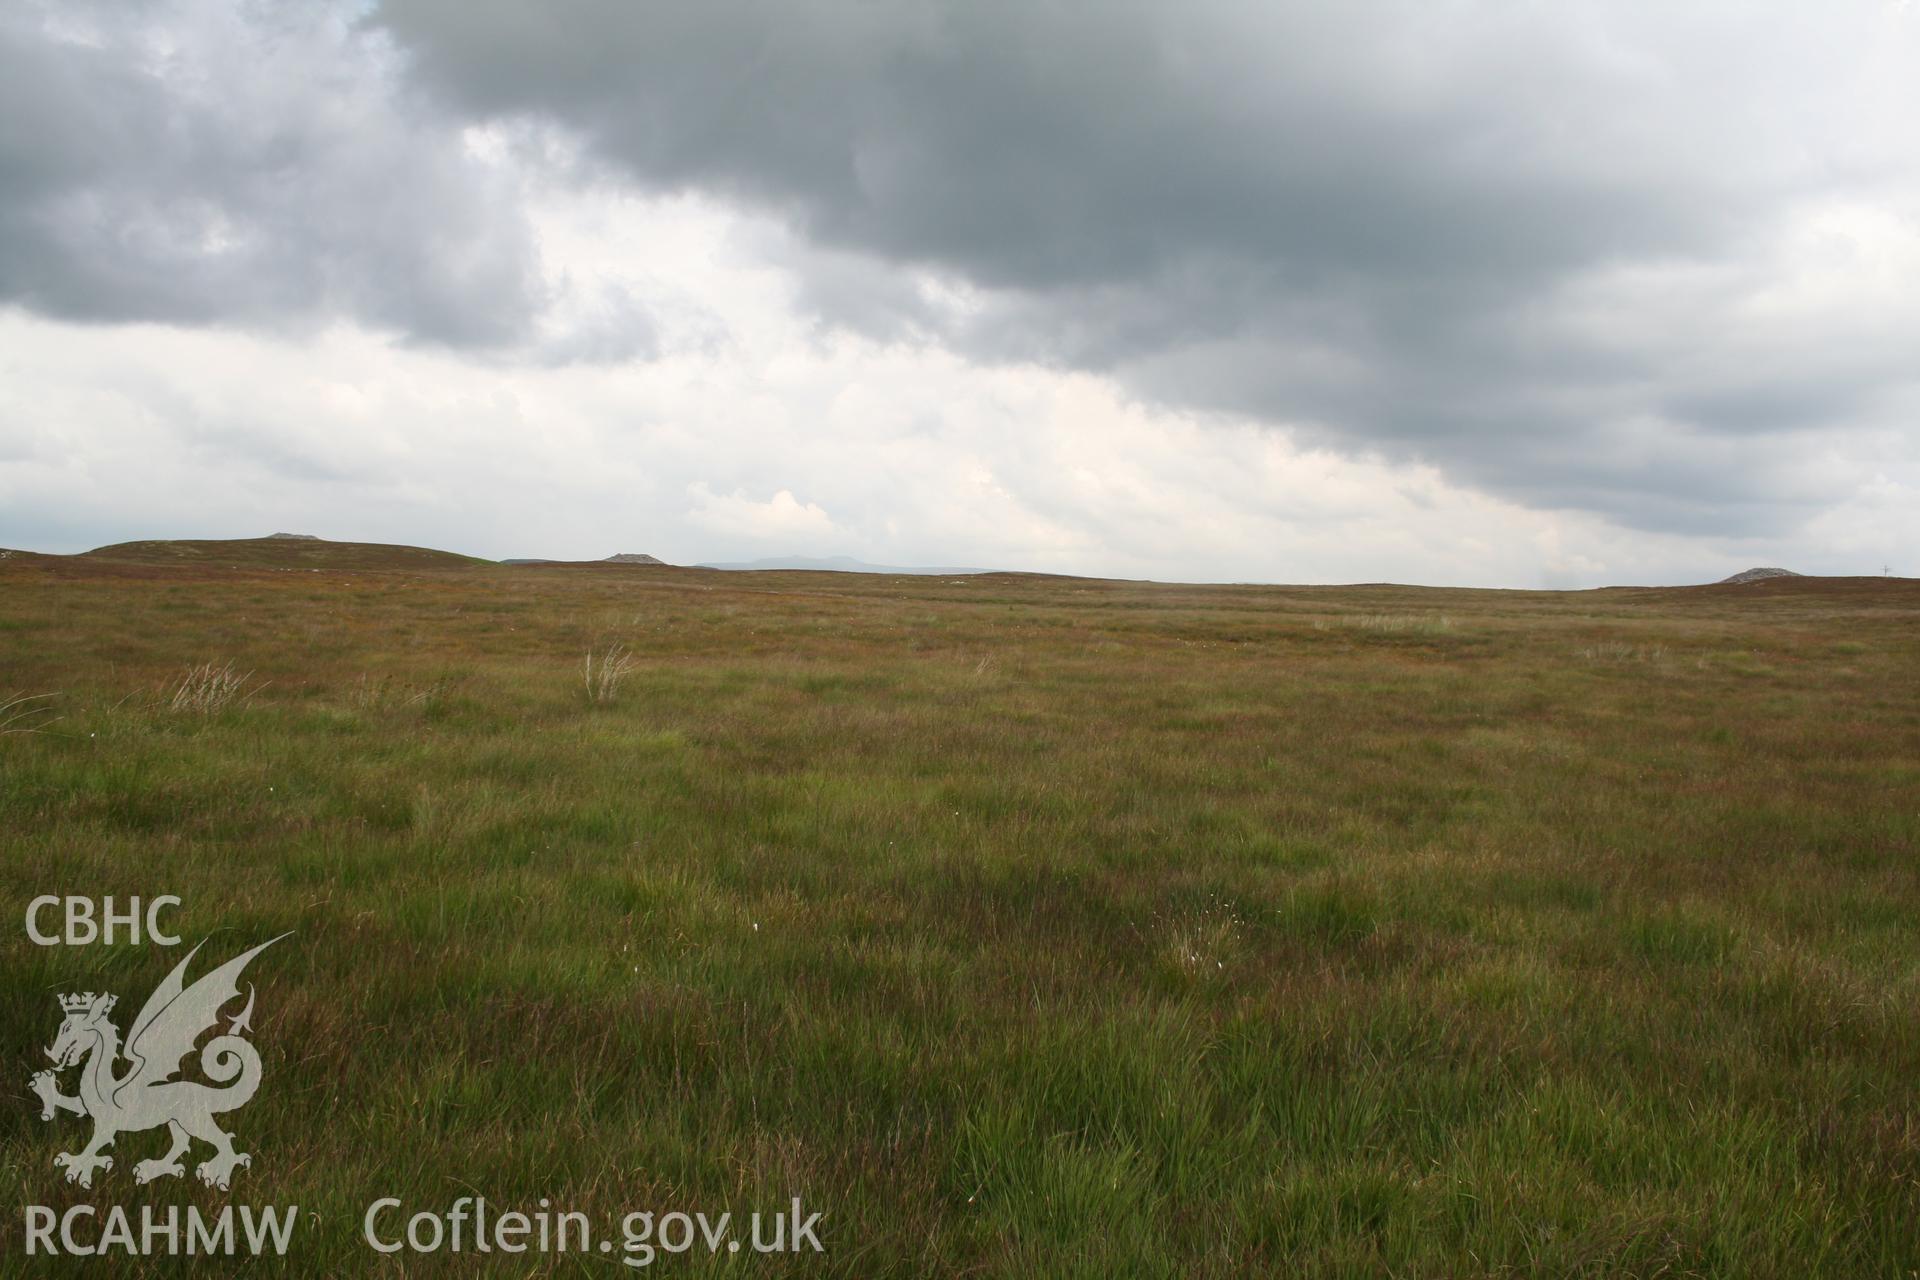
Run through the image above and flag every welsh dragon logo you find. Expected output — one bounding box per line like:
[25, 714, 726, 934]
[29, 935, 287, 1190]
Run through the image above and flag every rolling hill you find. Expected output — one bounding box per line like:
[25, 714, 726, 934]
[79, 536, 488, 570]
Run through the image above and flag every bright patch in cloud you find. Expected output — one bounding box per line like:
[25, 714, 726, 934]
[686, 485, 840, 544]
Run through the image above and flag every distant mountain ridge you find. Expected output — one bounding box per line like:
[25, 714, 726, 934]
[500, 552, 669, 566]
[697, 555, 987, 575]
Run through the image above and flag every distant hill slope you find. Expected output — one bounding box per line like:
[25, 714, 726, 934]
[698, 555, 987, 575]
[81, 536, 488, 570]
[500, 552, 672, 567]
[1610, 575, 1916, 608]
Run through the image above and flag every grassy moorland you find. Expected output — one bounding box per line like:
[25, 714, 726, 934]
[1, 543, 1917, 1276]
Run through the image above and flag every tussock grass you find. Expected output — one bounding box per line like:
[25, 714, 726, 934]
[1, 560, 1916, 1275]
[1577, 640, 1669, 662]
[1314, 612, 1455, 634]
[582, 642, 637, 704]
[166, 660, 260, 715]
[0, 691, 60, 735]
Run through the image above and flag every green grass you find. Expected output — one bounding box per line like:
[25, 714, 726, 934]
[2, 555, 1917, 1275]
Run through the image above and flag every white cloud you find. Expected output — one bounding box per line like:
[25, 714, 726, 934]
[685, 484, 840, 544]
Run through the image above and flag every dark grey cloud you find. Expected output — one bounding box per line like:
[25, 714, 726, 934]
[0, 0, 543, 346]
[371, 0, 1920, 532]
[378, 3, 1701, 290]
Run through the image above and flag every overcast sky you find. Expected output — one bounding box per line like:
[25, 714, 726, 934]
[2, 0, 1915, 585]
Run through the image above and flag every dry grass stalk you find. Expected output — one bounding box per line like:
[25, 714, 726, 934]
[583, 643, 637, 704]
